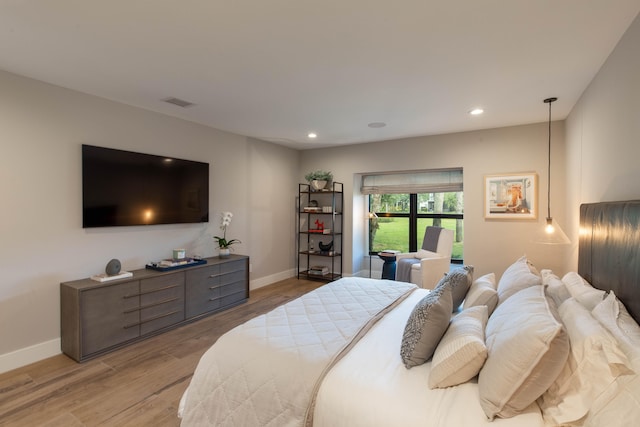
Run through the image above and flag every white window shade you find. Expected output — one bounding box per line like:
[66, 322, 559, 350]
[361, 168, 463, 195]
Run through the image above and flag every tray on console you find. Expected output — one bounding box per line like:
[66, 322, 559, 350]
[145, 258, 207, 272]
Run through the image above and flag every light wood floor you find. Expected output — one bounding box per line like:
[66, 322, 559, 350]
[0, 278, 323, 427]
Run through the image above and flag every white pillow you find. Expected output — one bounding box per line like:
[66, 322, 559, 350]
[541, 269, 571, 307]
[496, 256, 542, 305]
[479, 285, 569, 420]
[562, 271, 606, 310]
[463, 273, 498, 315]
[538, 298, 634, 425]
[592, 291, 640, 369]
[584, 292, 640, 426]
[429, 305, 488, 389]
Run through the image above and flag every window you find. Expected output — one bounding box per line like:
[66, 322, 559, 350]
[363, 169, 464, 262]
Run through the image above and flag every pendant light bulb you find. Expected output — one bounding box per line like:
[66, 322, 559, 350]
[545, 218, 555, 234]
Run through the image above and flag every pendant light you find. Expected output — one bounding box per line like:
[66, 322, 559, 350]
[534, 97, 570, 245]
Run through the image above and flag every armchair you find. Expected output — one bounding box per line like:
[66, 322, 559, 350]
[395, 226, 454, 289]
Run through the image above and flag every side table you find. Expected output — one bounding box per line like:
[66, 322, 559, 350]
[378, 251, 398, 280]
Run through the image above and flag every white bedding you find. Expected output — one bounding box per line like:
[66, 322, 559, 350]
[314, 288, 544, 427]
[179, 277, 417, 426]
[179, 250, 640, 427]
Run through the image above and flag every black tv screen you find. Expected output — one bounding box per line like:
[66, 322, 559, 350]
[82, 145, 209, 228]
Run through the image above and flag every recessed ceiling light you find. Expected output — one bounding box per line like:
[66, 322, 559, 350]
[469, 108, 484, 115]
[307, 132, 317, 139]
[368, 122, 387, 128]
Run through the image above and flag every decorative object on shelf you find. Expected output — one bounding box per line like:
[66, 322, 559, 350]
[303, 200, 321, 213]
[533, 97, 571, 244]
[303, 206, 322, 213]
[318, 240, 333, 252]
[214, 211, 241, 257]
[105, 258, 121, 276]
[308, 265, 329, 276]
[309, 219, 325, 233]
[304, 170, 333, 191]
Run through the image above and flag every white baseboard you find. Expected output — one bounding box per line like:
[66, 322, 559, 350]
[0, 338, 61, 374]
[250, 268, 297, 290]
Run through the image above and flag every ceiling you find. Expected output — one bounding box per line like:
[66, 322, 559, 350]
[1, 1, 639, 150]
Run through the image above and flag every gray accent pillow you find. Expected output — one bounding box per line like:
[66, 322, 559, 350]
[400, 284, 453, 368]
[435, 265, 474, 311]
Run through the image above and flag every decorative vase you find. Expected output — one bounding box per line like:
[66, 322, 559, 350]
[219, 248, 231, 258]
[311, 179, 327, 191]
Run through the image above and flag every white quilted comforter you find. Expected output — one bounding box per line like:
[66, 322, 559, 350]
[179, 277, 417, 427]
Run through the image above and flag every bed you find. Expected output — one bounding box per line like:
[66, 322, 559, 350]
[179, 200, 640, 426]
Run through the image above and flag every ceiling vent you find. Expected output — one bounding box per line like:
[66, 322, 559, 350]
[162, 97, 195, 108]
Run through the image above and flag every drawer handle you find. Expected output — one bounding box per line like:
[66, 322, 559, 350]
[208, 269, 244, 279]
[209, 290, 245, 302]
[123, 297, 180, 313]
[123, 310, 181, 328]
[123, 284, 181, 298]
[209, 280, 245, 290]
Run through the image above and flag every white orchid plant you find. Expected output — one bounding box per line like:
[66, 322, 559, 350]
[214, 211, 241, 249]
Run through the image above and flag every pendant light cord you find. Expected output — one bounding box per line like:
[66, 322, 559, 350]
[544, 97, 557, 220]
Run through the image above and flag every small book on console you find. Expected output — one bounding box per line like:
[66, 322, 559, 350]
[90, 271, 133, 282]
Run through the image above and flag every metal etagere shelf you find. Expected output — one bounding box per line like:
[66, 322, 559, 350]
[296, 181, 343, 281]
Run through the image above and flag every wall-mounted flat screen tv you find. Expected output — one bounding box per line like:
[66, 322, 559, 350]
[82, 144, 209, 228]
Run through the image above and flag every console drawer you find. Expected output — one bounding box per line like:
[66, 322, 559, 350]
[140, 274, 185, 335]
[81, 281, 140, 356]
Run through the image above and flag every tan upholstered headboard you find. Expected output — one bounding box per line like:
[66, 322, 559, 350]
[579, 200, 640, 323]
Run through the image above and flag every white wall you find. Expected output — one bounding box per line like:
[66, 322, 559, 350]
[0, 70, 299, 372]
[300, 121, 569, 281]
[564, 12, 640, 270]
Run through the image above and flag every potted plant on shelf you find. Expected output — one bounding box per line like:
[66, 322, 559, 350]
[304, 170, 333, 191]
[214, 211, 241, 258]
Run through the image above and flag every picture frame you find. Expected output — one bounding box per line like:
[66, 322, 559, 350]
[484, 173, 537, 219]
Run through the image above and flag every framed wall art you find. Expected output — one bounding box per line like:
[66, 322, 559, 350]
[484, 173, 537, 219]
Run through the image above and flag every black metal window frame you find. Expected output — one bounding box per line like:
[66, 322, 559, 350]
[369, 193, 463, 262]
